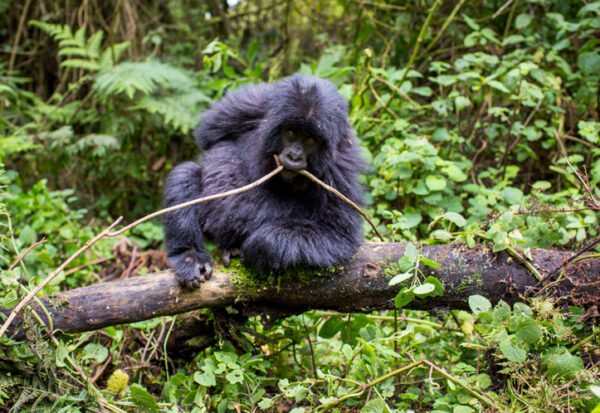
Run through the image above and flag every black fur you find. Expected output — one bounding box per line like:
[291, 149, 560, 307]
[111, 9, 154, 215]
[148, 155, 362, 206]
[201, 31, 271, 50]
[163, 74, 365, 288]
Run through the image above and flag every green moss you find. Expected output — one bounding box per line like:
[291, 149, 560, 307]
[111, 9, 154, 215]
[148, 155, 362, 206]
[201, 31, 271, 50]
[226, 258, 341, 294]
[456, 272, 483, 294]
[382, 260, 401, 279]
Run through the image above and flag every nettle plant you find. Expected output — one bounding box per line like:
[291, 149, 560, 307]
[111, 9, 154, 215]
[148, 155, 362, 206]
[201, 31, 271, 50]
[388, 243, 444, 308]
[458, 295, 598, 410]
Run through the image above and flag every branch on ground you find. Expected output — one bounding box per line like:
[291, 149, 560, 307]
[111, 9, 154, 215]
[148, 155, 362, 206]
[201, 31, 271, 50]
[3, 242, 599, 340]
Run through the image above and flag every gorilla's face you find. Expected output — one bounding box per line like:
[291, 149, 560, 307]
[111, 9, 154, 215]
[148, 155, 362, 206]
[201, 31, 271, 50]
[278, 130, 319, 175]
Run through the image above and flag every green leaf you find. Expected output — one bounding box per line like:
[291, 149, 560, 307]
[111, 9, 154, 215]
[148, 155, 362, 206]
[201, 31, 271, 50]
[0, 290, 18, 309]
[394, 287, 415, 308]
[492, 242, 508, 252]
[361, 398, 389, 413]
[515, 316, 542, 344]
[547, 349, 584, 378]
[55, 342, 69, 368]
[578, 52, 600, 75]
[128, 384, 159, 413]
[247, 38, 258, 64]
[499, 339, 527, 363]
[453, 406, 474, 413]
[515, 14, 533, 29]
[413, 283, 435, 296]
[462, 14, 480, 30]
[444, 212, 466, 227]
[442, 163, 468, 182]
[430, 229, 453, 241]
[388, 272, 413, 286]
[469, 295, 491, 314]
[397, 209, 422, 229]
[81, 343, 108, 363]
[319, 316, 344, 338]
[226, 370, 244, 384]
[492, 300, 511, 323]
[513, 302, 533, 316]
[194, 371, 216, 387]
[486, 80, 510, 93]
[501, 187, 524, 204]
[425, 175, 447, 191]
[432, 128, 450, 142]
[403, 244, 420, 262]
[476, 373, 492, 389]
[424, 276, 444, 297]
[397, 255, 415, 273]
[419, 257, 441, 268]
[37, 250, 55, 266]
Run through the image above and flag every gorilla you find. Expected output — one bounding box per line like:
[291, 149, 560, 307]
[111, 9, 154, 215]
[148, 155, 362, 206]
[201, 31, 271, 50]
[163, 74, 365, 288]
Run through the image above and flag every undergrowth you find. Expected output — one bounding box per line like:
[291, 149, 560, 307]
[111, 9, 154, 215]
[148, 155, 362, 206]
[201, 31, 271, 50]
[1, 0, 600, 411]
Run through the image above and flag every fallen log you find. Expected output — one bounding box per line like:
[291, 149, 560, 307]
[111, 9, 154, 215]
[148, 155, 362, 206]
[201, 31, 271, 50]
[3, 242, 600, 340]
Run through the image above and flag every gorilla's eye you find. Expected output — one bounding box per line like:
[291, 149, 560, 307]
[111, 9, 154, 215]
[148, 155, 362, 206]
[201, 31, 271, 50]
[306, 138, 315, 144]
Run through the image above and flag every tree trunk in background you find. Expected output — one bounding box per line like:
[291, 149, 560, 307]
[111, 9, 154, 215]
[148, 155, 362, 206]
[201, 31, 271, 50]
[4, 242, 599, 340]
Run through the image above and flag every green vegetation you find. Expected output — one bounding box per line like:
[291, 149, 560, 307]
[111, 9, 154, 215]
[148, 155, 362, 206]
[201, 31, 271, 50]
[1, 0, 600, 411]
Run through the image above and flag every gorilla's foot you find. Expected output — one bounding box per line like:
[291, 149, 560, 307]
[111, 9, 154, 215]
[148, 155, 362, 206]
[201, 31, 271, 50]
[169, 249, 213, 289]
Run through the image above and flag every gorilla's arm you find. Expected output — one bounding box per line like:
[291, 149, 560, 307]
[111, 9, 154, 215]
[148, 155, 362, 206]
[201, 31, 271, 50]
[192, 83, 272, 151]
[241, 210, 362, 272]
[163, 162, 213, 288]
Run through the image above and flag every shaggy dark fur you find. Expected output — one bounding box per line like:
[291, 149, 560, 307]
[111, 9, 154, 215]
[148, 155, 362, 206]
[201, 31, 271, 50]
[163, 74, 365, 288]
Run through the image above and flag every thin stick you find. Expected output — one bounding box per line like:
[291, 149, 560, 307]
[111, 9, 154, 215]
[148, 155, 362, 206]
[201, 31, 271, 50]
[425, 0, 466, 52]
[395, 0, 442, 90]
[7, 237, 47, 271]
[8, 0, 32, 71]
[297, 169, 385, 241]
[107, 165, 284, 237]
[555, 130, 598, 206]
[0, 218, 122, 340]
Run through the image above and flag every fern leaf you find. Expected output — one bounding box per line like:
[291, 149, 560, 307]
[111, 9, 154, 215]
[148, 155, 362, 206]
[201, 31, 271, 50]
[61, 59, 101, 71]
[134, 90, 211, 133]
[87, 31, 105, 59]
[74, 134, 119, 157]
[57, 47, 88, 57]
[74, 27, 86, 46]
[58, 38, 85, 48]
[94, 60, 194, 99]
[98, 41, 131, 69]
[28, 20, 70, 40]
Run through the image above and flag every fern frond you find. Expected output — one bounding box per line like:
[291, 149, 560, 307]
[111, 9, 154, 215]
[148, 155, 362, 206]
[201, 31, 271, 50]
[87, 31, 104, 59]
[134, 90, 211, 133]
[29, 21, 119, 71]
[94, 61, 195, 99]
[74, 134, 119, 157]
[57, 47, 88, 57]
[98, 41, 130, 69]
[74, 27, 86, 46]
[61, 59, 101, 71]
[28, 20, 72, 40]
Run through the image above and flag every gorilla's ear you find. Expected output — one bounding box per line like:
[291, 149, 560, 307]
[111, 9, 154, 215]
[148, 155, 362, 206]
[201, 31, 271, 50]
[192, 83, 272, 151]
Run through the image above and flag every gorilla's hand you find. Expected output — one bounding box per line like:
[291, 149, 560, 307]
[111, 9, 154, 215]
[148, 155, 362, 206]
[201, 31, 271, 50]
[169, 249, 213, 289]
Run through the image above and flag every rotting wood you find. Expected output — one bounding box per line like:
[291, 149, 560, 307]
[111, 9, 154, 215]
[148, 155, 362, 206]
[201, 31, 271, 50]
[3, 242, 599, 340]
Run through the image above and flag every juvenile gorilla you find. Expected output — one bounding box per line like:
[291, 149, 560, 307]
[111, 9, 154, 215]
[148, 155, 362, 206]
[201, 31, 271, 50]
[164, 74, 365, 288]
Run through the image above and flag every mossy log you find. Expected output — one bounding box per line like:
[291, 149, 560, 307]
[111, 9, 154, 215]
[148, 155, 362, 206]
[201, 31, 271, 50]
[3, 242, 600, 340]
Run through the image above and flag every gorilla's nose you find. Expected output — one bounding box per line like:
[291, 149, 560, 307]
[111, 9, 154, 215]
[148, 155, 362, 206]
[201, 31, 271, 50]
[288, 148, 303, 161]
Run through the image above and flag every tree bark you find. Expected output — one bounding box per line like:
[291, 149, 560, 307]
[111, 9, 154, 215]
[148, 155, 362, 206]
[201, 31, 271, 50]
[4, 242, 599, 340]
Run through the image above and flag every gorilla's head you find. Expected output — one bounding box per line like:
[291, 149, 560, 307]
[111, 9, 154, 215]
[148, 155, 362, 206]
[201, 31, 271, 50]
[258, 75, 355, 179]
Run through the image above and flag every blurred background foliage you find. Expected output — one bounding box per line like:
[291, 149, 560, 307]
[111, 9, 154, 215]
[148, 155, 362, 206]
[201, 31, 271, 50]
[1, 0, 600, 411]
